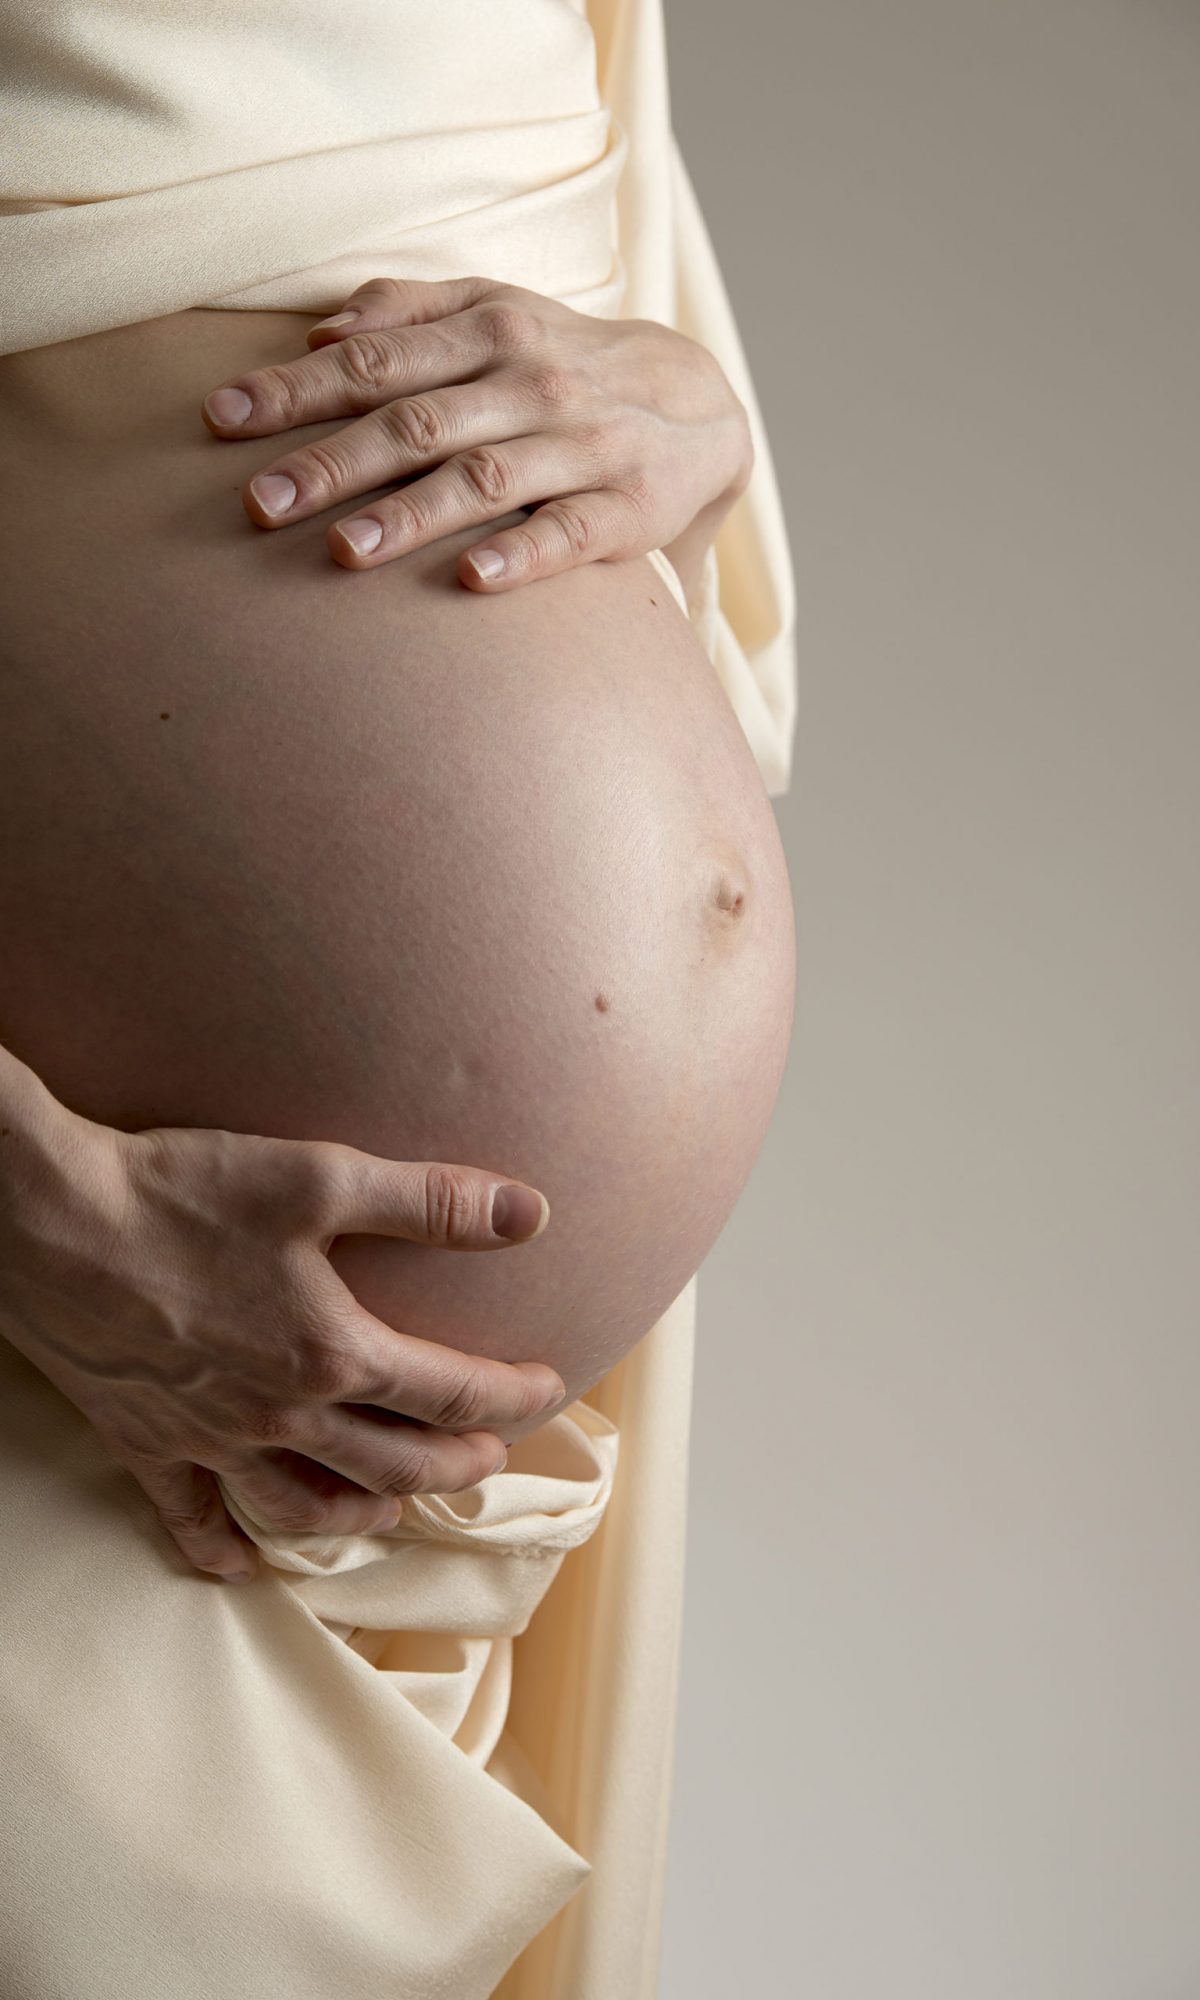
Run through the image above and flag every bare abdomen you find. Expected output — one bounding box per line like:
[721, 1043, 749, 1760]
[0, 309, 795, 1404]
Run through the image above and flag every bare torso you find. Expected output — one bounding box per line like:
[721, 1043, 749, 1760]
[0, 307, 795, 1409]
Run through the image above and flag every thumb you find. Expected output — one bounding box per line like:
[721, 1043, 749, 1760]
[321, 1151, 551, 1250]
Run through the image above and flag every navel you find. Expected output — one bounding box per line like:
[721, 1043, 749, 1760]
[706, 868, 750, 929]
[685, 837, 754, 948]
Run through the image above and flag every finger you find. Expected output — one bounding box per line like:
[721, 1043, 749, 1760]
[294, 1258, 565, 1425]
[325, 432, 611, 570]
[456, 488, 653, 591]
[217, 1448, 414, 1537]
[306, 1146, 552, 1250]
[304, 274, 500, 347]
[338, 1311, 566, 1429]
[240, 376, 515, 531]
[270, 1413, 509, 1506]
[130, 1457, 259, 1583]
[201, 295, 526, 438]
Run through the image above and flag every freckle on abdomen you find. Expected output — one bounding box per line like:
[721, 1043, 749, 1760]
[594, 993, 610, 1013]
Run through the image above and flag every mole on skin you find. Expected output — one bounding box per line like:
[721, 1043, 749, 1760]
[594, 993, 611, 1013]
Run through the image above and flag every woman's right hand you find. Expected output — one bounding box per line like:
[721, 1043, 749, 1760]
[0, 1050, 566, 1584]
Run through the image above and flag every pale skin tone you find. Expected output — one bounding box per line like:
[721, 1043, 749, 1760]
[0, 1042, 567, 1583]
[202, 273, 754, 606]
[0, 283, 790, 1586]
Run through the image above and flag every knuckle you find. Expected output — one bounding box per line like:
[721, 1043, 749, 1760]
[387, 487, 436, 541]
[528, 363, 574, 412]
[456, 446, 514, 508]
[421, 1164, 481, 1246]
[296, 435, 352, 500]
[236, 1402, 298, 1447]
[513, 1367, 558, 1418]
[424, 1364, 493, 1432]
[478, 301, 533, 356]
[498, 523, 545, 575]
[156, 1500, 218, 1544]
[282, 1144, 342, 1235]
[298, 1339, 357, 1403]
[571, 418, 608, 464]
[380, 1438, 435, 1495]
[382, 395, 445, 456]
[262, 1493, 330, 1534]
[541, 498, 594, 559]
[623, 468, 655, 519]
[251, 364, 304, 426]
[338, 330, 403, 400]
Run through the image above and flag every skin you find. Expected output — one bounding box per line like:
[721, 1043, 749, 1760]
[0, 1037, 571, 1580]
[0, 306, 796, 1560]
[197, 274, 754, 606]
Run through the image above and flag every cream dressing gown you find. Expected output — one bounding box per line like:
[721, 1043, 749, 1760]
[0, 3, 797, 1993]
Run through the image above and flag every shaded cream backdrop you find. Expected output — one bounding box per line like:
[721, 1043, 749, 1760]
[661, 2, 1200, 1996]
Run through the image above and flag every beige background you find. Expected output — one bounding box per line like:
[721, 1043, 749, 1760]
[659, 3, 1200, 1995]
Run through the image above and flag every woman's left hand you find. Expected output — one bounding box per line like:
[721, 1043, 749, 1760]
[200, 275, 753, 593]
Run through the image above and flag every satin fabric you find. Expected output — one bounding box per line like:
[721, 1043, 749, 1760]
[0, 1333, 615, 1997]
[0, 0, 796, 801]
[0, 2, 797, 1993]
[0, 1282, 696, 2000]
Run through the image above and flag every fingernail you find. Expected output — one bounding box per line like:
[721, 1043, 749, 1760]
[223, 1569, 255, 1584]
[490, 1184, 549, 1241]
[205, 388, 253, 427]
[466, 548, 505, 581]
[335, 517, 384, 557]
[249, 473, 297, 518]
[491, 1447, 509, 1474]
[311, 310, 360, 332]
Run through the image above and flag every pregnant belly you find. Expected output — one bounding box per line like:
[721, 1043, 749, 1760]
[0, 309, 795, 1407]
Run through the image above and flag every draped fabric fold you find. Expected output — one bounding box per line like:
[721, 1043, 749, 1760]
[0, 1337, 616, 1998]
[0, 113, 631, 341]
[0, 2, 797, 1993]
[0, 1, 629, 348]
[0, 0, 798, 797]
